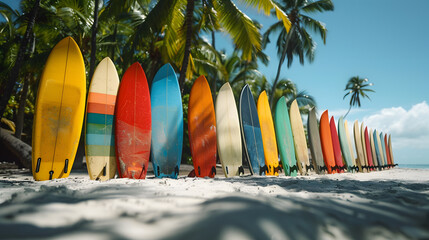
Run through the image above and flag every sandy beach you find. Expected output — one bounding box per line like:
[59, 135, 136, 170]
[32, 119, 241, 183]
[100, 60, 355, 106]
[0, 165, 428, 240]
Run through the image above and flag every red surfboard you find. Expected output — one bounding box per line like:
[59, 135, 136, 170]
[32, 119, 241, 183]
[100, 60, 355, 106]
[364, 127, 374, 170]
[384, 134, 392, 168]
[115, 62, 151, 179]
[330, 116, 344, 173]
[319, 111, 336, 174]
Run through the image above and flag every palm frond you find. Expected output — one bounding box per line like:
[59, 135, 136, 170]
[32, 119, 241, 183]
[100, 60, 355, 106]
[214, 0, 261, 61]
[301, 14, 327, 44]
[302, 0, 334, 13]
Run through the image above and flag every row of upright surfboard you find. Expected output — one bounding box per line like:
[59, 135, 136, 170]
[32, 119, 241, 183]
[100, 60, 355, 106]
[31, 37, 395, 181]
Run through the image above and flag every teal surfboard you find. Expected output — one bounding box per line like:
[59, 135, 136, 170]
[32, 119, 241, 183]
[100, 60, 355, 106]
[274, 97, 297, 176]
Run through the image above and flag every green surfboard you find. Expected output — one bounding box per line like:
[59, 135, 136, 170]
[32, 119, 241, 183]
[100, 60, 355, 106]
[274, 97, 297, 176]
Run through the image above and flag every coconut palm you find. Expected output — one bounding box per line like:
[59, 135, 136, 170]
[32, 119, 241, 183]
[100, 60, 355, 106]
[0, 0, 40, 121]
[263, 0, 333, 107]
[343, 76, 374, 118]
[129, 0, 291, 93]
[269, 79, 316, 114]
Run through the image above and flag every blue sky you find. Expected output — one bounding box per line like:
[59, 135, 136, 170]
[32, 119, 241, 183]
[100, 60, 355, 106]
[4, 0, 428, 164]
[214, 0, 429, 165]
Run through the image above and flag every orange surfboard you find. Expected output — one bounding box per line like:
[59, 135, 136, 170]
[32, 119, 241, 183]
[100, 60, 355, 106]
[188, 76, 217, 177]
[319, 110, 336, 173]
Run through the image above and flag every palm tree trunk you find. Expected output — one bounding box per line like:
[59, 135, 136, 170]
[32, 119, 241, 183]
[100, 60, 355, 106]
[211, 30, 217, 103]
[89, 0, 100, 81]
[178, 0, 195, 93]
[14, 74, 30, 140]
[344, 105, 352, 119]
[0, 0, 40, 121]
[110, 24, 117, 62]
[269, 25, 295, 107]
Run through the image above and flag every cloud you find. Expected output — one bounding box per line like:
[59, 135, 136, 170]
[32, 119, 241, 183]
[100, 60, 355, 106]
[362, 101, 429, 150]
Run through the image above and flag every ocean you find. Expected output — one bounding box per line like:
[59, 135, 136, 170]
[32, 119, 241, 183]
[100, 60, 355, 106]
[398, 164, 429, 169]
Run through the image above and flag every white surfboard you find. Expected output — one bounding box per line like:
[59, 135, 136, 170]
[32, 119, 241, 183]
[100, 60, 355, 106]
[215, 83, 243, 177]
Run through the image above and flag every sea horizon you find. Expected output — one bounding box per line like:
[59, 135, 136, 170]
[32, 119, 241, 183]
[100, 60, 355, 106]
[397, 164, 429, 169]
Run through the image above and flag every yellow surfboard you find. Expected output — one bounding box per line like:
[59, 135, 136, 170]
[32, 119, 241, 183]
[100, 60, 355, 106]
[32, 37, 86, 181]
[256, 91, 279, 175]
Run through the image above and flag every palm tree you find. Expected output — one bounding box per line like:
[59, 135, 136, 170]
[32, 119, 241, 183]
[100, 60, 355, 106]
[263, 0, 334, 107]
[0, 0, 40, 121]
[343, 76, 374, 118]
[269, 79, 316, 114]
[129, 0, 292, 93]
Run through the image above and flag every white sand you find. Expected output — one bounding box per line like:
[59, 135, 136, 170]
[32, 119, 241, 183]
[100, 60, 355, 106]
[0, 166, 428, 240]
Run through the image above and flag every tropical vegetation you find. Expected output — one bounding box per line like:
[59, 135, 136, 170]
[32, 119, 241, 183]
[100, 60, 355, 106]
[0, 0, 330, 164]
[343, 76, 375, 118]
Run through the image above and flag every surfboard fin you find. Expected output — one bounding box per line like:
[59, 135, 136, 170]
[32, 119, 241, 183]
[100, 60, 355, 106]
[211, 166, 216, 176]
[319, 166, 328, 172]
[238, 166, 244, 175]
[175, 165, 179, 176]
[35, 158, 41, 173]
[198, 166, 201, 176]
[259, 165, 268, 175]
[290, 165, 298, 173]
[64, 159, 69, 173]
[306, 164, 314, 172]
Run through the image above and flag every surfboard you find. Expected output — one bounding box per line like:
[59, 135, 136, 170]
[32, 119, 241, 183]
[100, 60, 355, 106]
[344, 120, 357, 169]
[384, 134, 392, 168]
[85, 57, 119, 181]
[240, 85, 266, 175]
[369, 128, 379, 170]
[274, 96, 298, 176]
[289, 100, 310, 175]
[115, 62, 151, 179]
[151, 63, 183, 178]
[364, 127, 374, 170]
[353, 121, 366, 172]
[380, 132, 388, 168]
[388, 134, 395, 166]
[337, 117, 354, 172]
[307, 107, 326, 174]
[257, 91, 279, 176]
[360, 123, 369, 169]
[188, 76, 217, 178]
[373, 130, 383, 169]
[319, 110, 336, 174]
[32, 37, 86, 181]
[216, 83, 243, 177]
[330, 117, 344, 173]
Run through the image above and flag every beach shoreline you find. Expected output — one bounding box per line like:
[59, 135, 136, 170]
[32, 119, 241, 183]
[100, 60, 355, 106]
[0, 165, 428, 239]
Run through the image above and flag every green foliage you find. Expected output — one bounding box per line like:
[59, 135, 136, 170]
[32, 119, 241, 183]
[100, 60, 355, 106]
[343, 76, 375, 118]
[0, 0, 320, 165]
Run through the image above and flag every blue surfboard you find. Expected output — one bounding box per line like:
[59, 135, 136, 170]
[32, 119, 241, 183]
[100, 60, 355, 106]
[151, 64, 183, 178]
[373, 130, 383, 169]
[239, 85, 266, 175]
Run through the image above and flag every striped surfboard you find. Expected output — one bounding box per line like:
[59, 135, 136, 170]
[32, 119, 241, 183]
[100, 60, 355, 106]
[85, 57, 119, 180]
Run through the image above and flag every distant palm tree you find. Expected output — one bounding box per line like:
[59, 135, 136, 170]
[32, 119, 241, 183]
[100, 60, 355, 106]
[343, 76, 374, 118]
[263, 0, 334, 107]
